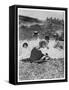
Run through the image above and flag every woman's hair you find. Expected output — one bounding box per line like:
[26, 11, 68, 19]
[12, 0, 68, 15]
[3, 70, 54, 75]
[39, 41, 46, 48]
[22, 42, 28, 47]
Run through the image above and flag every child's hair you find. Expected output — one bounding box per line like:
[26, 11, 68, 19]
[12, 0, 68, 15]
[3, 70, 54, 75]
[39, 41, 46, 48]
[45, 36, 49, 41]
[22, 42, 28, 47]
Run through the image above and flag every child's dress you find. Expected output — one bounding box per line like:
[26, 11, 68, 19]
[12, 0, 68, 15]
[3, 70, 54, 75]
[19, 47, 31, 61]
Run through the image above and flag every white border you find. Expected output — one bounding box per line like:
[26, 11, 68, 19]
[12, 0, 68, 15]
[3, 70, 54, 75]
[17, 8, 65, 82]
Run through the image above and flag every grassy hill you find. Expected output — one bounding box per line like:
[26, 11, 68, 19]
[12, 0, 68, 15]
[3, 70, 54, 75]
[19, 58, 64, 80]
[19, 15, 42, 24]
[19, 15, 64, 41]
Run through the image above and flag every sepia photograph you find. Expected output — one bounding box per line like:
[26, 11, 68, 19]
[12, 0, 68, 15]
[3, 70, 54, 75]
[17, 7, 66, 83]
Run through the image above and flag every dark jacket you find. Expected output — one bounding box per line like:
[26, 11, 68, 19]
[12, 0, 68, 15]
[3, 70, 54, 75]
[30, 47, 44, 62]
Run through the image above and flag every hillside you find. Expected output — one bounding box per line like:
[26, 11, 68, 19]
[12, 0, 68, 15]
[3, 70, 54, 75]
[19, 16, 64, 41]
[19, 15, 42, 24]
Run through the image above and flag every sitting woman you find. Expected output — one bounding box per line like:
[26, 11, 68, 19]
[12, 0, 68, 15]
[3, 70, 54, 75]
[30, 41, 50, 63]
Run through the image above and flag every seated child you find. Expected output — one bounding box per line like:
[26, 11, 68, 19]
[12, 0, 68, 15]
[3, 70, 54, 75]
[19, 42, 31, 60]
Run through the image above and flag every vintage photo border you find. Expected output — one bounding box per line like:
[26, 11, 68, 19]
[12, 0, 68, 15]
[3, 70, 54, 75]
[15, 5, 67, 85]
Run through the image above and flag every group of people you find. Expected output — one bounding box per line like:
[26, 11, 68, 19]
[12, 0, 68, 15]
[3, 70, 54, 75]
[19, 35, 64, 63]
